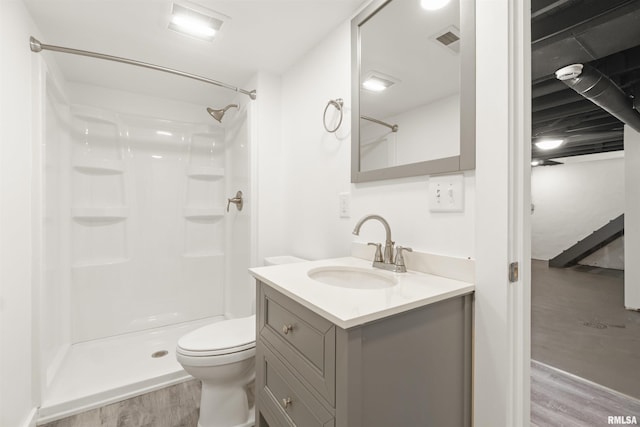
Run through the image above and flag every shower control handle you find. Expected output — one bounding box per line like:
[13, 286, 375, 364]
[226, 191, 243, 212]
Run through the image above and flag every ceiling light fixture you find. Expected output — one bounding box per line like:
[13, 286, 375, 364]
[535, 139, 564, 150]
[169, 3, 225, 41]
[531, 160, 541, 166]
[421, 0, 451, 11]
[362, 71, 399, 92]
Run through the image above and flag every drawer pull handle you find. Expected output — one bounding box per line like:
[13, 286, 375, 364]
[282, 324, 293, 334]
[282, 397, 293, 409]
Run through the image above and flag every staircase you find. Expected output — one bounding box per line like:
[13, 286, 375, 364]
[549, 214, 624, 268]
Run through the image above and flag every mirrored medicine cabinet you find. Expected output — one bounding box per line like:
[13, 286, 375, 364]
[351, 0, 476, 183]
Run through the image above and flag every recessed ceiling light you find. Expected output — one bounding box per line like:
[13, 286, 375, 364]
[421, 0, 451, 11]
[531, 160, 541, 166]
[535, 139, 564, 150]
[362, 71, 399, 92]
[169, 3, 225, 41]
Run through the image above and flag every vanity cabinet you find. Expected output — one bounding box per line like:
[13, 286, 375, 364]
[255, 281, 473, 427]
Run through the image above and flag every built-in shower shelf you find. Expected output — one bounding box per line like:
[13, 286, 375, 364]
[71, 104, 119, 123]
[72, 207, 128, 221]
[187, 166, 224, 180]
[182, 252, 224, 259]
[73, 158, 124, 174]
[72, 257, 129, 269]
[183, 207, 225, 221]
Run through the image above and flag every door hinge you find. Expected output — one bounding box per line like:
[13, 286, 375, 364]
[509, 262, 519, 283]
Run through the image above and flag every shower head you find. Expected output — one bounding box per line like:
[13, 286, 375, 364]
[206, 104, 239, 123]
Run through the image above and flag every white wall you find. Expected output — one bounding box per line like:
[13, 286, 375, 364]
[531, 158, 625, 262]
[277, 3, 528, 424]
[361, 93, 460, 171]
[280, 21, 475, 262]
[0, 1, 38, 426]
[625, 126, 640, 309]
[251, 72, 286, 266]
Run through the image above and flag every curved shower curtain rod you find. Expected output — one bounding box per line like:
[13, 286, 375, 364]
[29, 37, 257, 100]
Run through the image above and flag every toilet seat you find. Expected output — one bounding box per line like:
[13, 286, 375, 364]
[177, 315, 256, 358]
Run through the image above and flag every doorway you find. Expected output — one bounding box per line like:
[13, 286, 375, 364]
[530, 0, 640, 424]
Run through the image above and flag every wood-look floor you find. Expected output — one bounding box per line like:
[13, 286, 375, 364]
[531, 360, 640, 427]
[40, 380, 201, 427]
[42, 262, 640, 426]
[531, 260, 640, 399]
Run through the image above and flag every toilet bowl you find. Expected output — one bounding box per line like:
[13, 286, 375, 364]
[177, 315, 256, 427]
[177, 255, 306, 427]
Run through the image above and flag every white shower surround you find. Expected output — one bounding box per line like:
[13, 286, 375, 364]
[37, 64, 253, 422]
[68, 107, 228, 342]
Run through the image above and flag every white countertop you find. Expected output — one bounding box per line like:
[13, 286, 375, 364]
[249, 256, 475, 329]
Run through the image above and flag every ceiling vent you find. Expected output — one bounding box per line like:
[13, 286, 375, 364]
[431, 26, 460, 54]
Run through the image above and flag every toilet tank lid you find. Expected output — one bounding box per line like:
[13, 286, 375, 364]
[177, 315, 255, 353]
[264, 255, 307, 266]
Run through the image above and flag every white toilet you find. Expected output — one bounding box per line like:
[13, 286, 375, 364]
[177, 316, 256, 427]
[176, 255, 306, 427]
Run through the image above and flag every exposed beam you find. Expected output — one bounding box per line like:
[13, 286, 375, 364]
[532, 79, 568, 98]
[532, 0, 637, 46]
[564, 117, 623, 133]
[531, 0, 574, 19]
[532, 100, 601, 124]
[533, 141, 623, 160]
[532, 90, 584, 112]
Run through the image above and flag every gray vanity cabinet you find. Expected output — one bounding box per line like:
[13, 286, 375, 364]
[255, 281, 473, 427]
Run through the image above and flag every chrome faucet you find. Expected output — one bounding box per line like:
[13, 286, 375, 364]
[352, 214, 397, 270]
[353, 215, 413, 272]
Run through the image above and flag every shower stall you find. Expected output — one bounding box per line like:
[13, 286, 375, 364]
[33, 54, 255, 423]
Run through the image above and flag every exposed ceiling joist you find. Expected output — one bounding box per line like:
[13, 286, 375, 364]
[531, 0, 640, 162]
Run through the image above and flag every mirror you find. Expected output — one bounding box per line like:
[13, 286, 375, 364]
[351, 0, 475, 182]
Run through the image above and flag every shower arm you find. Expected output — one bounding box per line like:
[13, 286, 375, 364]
[29, 37, 257, 100]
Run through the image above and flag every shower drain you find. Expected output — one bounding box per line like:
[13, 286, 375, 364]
[151, 350, 169, 358]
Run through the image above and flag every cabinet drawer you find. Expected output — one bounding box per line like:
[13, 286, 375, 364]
[258, 283, 336, 405]
[258, 345, 334, 427]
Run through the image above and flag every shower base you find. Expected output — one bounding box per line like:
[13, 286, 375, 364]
[38, 316, 224, 425]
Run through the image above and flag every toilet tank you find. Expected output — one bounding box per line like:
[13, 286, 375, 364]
[264, 255, 307, 266]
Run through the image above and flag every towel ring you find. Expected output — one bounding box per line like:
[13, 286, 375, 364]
[323, 98, 344, 133]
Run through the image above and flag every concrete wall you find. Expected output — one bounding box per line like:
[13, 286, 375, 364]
[531, 158, 625, 265]
[0, 1, 38, 426]
[625, 126, 640, 309]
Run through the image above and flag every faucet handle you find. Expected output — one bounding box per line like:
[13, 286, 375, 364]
[367, 242, 383, 262]
[394, 246, 413, 269]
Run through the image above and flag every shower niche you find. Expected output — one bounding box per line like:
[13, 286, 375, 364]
[70, 109, 127, 269]
[184, 130, 226, 258]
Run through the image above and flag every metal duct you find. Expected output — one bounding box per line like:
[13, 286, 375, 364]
[556, 63, 640, 132]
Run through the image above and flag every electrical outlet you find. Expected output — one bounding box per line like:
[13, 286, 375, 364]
[428, 174, 464, 212]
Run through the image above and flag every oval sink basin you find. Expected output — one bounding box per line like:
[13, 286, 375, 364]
[307, 266, 398, 289]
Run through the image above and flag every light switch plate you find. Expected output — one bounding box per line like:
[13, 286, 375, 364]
[339, 192, 351, 218]
[428, 174, 464, 212]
